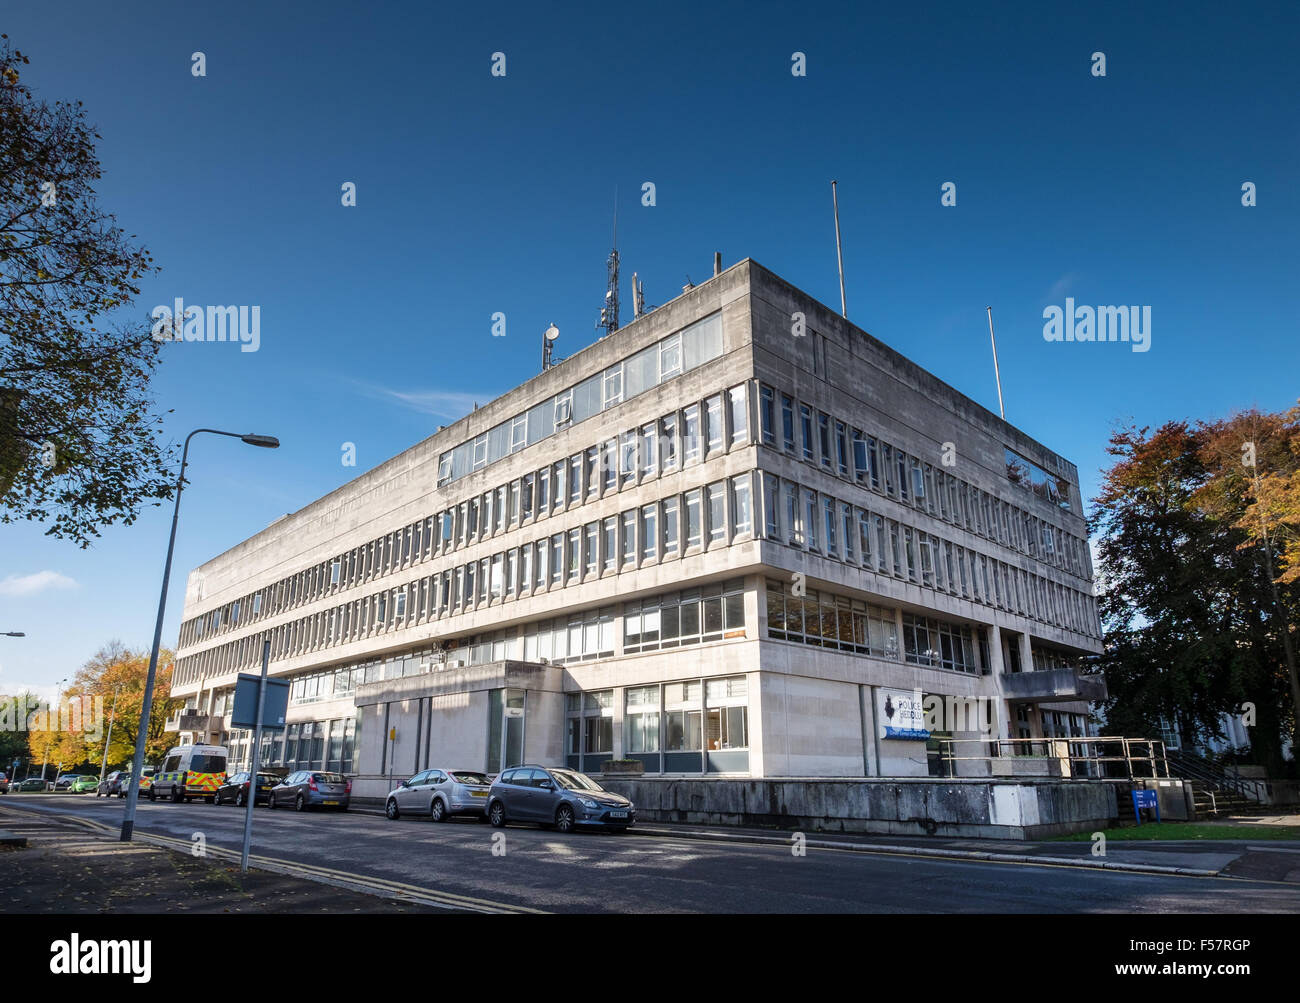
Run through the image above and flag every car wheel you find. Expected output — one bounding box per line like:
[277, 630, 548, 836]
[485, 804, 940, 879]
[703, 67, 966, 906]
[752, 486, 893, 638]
[555, 804, 575, 834]
[147, 787, 156, 802]
[267, 793, 276, 810]
[295, 793, 307, 812]
[385, 798, 400, 820]
[170, 786, 183, 804]
[488, 801, 506, 827]
[235, 791, 245, 807]
[430, 799, 446, 823]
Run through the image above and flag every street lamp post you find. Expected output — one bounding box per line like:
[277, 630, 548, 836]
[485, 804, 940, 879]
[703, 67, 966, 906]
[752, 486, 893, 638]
[119, 428, 279, 841]
[2, 632, 25, 637]
[41, 677, 67, 786]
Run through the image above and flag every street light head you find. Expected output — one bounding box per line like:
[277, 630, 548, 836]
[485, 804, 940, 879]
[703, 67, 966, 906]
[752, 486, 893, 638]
[241, 434, 280, 449]
[3, 631, 24, 637]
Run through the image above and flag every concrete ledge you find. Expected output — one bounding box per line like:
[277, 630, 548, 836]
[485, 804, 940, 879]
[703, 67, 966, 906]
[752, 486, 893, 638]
[0, 829, 29, 848]
[597, 777, 1121, 840]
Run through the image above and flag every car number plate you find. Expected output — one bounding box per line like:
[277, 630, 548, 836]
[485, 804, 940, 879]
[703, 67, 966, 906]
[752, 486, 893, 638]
[471, 791, 488, 797]
[323, 800, 339, 805]
[609, 810, 628, 818]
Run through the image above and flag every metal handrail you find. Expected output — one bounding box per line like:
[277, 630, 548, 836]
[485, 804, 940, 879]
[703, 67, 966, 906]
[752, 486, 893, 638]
[935, 735, 1171, 780]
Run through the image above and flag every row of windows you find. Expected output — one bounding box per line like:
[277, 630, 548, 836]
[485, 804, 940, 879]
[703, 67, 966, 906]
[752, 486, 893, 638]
[567, 677, 750, 756]
[175, 472, 757, 688]
[180, 377, 751, 651]
[757, 384, 1087, 576]
[226, 718, 357, 774]
[438, 312, 723, 484]
[765, 579, 980, 674]
[758, 474, 1100, 638]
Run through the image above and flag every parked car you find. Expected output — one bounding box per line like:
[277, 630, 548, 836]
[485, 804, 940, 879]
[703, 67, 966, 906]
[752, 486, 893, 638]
[385, 768, 492, 822]
[70, 776, 98, 793]
[486, 765, 634, 834]
[54, 773, 79, 790]
[267, 771, 350, 812]
[150, 745, 227, 803]
[14, 777, 52, 793]
[215, 772, 277, 807]
[0, 772, 9, 794]
[96, 771, 127, 797]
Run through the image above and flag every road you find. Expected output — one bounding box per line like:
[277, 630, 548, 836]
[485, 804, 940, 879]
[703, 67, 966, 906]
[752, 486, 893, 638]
[5, 794, 1300, 913]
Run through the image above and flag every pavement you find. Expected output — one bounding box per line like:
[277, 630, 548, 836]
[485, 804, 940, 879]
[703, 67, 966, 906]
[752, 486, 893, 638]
[6, 793, 1300, 913]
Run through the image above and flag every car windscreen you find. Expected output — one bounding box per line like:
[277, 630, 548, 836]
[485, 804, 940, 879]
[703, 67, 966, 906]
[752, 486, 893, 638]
[256, 775, 277, 784]
[312, 773, 344, 783]
[450, 772, 490, 786]
[189, 755, 226, 773]
[552, 771, 604, 792]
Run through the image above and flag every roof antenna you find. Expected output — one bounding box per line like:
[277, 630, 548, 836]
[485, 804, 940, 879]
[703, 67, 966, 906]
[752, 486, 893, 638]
[831, 180, 847, 318]
[596, 189, 620, 338]
[987, 307, 1006, 421]
[683, 274, 695, 293]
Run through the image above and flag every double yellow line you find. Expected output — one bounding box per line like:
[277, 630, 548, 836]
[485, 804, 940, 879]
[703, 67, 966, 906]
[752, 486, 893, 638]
[56, 810, 545, 915]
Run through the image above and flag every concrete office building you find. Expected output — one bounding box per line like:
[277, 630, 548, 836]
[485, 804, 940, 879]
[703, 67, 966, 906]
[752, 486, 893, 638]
[169, 259, 1104, 799]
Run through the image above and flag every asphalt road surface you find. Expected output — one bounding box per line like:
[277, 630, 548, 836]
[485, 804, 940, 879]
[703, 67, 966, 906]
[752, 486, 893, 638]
[7, 794, 1300, 913]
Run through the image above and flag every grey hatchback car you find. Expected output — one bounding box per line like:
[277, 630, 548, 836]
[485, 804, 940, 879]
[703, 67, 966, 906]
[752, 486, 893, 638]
[486, 765, 634, 833]
[386, 768, 492, 822]
[267, 770, 350, 811]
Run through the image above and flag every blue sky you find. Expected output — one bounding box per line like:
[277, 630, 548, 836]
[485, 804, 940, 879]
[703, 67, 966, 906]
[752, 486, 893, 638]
[2, 1, 1297, 694]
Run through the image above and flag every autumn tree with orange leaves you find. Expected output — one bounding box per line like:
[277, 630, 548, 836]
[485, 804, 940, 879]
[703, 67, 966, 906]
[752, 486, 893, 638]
[1091, 404, 1299, 775]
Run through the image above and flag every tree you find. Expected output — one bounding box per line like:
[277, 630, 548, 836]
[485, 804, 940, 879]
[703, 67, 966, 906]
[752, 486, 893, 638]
[1091, 409, 1299, 774]
[70, 641, 180, 768]
[0, 34, 175, 546]
[0, 690, 37, 775]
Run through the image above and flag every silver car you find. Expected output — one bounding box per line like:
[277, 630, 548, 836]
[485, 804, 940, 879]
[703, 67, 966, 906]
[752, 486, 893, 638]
[267, 770, 351, 811]
[385, 768, 492, 822]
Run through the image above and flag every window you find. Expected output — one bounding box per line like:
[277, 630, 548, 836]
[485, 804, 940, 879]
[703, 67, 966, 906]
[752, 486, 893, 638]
[759, 386, 775, 445]
[766, 579, 898, 658]
[395, 588, 408, 619]
[640, 423, 657, 478]
[763, 473, 779, 538]
[472, 433, 488, 471]
[624, 580, 745, 653]
[781, 395, 795, 451]
[659, 333, 682, 379]
[818, 413, 832, 468]
[330, 559, 340, 586]
[554, 390, 573, 426]
[522, 473, 534, 520]
[842, 503, 855, 562]
[799, 404, 814, 461]
[804, 489, 819, 550]
[585, 522, 599, 577]
[550, 533, 564, 586]
[732, 475, 753, 537]
[620, 431, 636, 486]
[705, 394, 724, 456]
[603, 363, 624, 407]
[683, 404, 701, 464]
[706, 677, 749, 751]
[621, 511, 636, 568]
[824, 496, 837, 556]
[662, 413, 678, 471]
[665, 681, 702, 753]
[567, 528, 580, 583]
[858, 510, 873, 565]
[785, 480, 801, 546]
[902, 614, 976, 672]
[685, 489, 703, 549]
[603, 516, 617, 573]
[537, 468, 550, 512]
[603, 439, 618, 492]
[510, 414, 527, 453]
[835, 421, 848, 476]
[625, 687, 660, 754]
[641, 504, 658, 561]
[707, 481, 726, 545]
[585, 447, 599, 498]
[728, 385, 748, 445]
[662, 498, 679, 557]
[569, 453, 582, 505]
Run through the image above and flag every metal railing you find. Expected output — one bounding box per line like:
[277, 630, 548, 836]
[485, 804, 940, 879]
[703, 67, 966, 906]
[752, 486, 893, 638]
[933, 735, 1170, 780]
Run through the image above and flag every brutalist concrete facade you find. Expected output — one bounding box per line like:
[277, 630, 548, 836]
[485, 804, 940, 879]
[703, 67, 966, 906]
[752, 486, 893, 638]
[170, 259, 1102, 798]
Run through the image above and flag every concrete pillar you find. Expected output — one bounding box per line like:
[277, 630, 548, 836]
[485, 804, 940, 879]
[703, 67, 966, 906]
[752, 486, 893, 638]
[1019, 630, 1034, 674]
[986, 624, 1012, 748]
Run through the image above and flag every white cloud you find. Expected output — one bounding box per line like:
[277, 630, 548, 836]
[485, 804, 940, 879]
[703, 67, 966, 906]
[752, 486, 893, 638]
[351, 382, 496, 422]
[1046, 272, 1081, 301]
[0, 571, 79, 597]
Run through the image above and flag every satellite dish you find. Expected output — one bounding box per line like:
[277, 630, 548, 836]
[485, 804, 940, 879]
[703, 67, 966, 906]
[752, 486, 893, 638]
[545, 324, 560, 341]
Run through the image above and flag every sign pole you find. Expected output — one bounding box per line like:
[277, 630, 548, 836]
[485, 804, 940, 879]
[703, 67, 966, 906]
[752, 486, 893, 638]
[240, 640, 271, 874]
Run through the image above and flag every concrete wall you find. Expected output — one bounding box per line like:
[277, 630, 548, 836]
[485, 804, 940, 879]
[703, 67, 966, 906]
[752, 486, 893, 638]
[599, 777, 1118, 840]
[758, 673, 865, 777]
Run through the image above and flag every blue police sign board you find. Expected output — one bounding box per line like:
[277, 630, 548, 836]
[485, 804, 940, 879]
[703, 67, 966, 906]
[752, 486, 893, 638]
[1131, 789, 1161, 825]
[231, 673, 289, 730]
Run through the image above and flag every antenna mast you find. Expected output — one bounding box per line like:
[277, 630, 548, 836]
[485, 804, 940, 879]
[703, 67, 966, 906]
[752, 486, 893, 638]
[597, 192, 620, 338]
